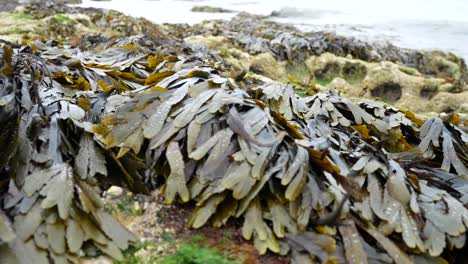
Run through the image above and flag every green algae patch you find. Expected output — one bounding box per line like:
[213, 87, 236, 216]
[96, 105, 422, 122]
[53, 14, 76, 24]
[160, 245, 240, 264]
[0, 10, 38, 38]
[0, 11, 34, 21]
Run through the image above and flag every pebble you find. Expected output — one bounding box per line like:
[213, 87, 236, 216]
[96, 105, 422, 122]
[106, 186, 123, 197]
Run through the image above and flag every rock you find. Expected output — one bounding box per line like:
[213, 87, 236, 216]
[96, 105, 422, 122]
[306, 53, 367, 85]
[133, 201, 142, 213]
[0, 9, 37, 39]
[368, 50, 382, 61]
[106, 186, 123, 197]
[363, 61, 445, 112]
[80, 256, 113, 264]
[304, 53, 466, 113]
[398, 65, 421, 76]
[250, 52, 288, 81]
[0, 4, 166, 44]
[184, 35, 228, 49]
[191, 5, 234, 13]
[430, 92, 468, 113]
[184, 13, 467, 87]
[327, 77, 355, 97]
[156, 245, 165, 253]
[221, 48, 466, 114]
[220, 47, 252, 75]
[439, 83, 457, 93]
[424, 54, 463, 82]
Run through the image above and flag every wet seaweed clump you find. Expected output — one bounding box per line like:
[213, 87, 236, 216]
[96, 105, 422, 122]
[0, 34, 467, 264]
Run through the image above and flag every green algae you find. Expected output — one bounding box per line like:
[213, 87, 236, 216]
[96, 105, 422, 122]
[160, 245, 240, 264]
[53, 14, 76, 24]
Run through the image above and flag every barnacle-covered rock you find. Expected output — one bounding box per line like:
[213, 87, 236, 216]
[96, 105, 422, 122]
[302, 53, 467, 114]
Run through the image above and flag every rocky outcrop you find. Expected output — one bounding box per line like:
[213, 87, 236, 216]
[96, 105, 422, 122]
[190, 5, 234, 13]
[184, 13, 467, 89]
[181, 34, 464, 113]
[0, 4, 167, 45]
[431, 91, 468, 113]
[177, 14, 467, 114]
[0, 0, 82, 11]
[306, 53, 466, 114]
[184, 35, 228, 49]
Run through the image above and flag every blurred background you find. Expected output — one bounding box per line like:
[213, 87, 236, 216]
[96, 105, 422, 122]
[76, 0, 468, 61]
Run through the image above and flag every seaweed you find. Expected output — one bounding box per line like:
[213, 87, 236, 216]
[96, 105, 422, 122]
[0, 34, 467, 264]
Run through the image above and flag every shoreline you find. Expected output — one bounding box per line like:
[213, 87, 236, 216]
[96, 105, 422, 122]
[76, 0, 468, 62]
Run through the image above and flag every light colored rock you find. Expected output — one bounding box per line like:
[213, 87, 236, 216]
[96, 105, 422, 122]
[133, 201, 142, 213]
[222, 47, 252, 74]
[398, 65, 422, 76]
[425, 55, 462, 81]
[190, 5, 234, 13]
[439, 83, 457, 93]
[305, 53, 463, 113]
[184, 35, 228, 49]
[245, 72, 275, 83]
[327, 77, 354, 97]
[0, 10, 37, 40]
[106, 186, 123, 197]
[66, 13, 92, 26]
[224, 49, 465, 114]
[430, 92, 468, 113]
[306, 53, 367, 85]
[80, 256, 113, 264]
[250, 52, 288, 81]
[219, 48, 288, 82]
